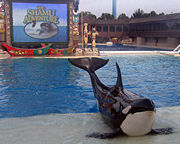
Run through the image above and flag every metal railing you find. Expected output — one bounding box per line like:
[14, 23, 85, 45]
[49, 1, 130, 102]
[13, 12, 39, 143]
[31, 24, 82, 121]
[173, 44, 180, 51]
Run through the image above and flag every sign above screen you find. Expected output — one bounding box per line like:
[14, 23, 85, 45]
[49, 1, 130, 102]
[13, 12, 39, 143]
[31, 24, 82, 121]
[12, 2, 68, 43]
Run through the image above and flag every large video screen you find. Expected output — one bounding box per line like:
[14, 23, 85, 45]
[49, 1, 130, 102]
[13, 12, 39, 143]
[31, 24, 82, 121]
[12, 2, 68, 43]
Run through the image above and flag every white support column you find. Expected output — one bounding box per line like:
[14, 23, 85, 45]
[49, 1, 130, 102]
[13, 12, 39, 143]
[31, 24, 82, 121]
[136, 37, 145, 46]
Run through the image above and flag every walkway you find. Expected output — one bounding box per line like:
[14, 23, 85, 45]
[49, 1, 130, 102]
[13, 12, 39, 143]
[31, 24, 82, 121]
[0, 49, 10, 59]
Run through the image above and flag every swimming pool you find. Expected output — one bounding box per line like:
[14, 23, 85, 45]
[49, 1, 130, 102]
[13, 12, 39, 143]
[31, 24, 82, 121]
[0, 55, 179, 118]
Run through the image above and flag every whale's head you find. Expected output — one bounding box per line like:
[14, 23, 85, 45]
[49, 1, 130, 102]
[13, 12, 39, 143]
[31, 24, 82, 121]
[121, 98, 155, 136]
[122, 98, 155, 115]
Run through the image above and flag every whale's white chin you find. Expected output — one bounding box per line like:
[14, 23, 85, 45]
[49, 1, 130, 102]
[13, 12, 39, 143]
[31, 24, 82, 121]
[120, 111, 155, 136]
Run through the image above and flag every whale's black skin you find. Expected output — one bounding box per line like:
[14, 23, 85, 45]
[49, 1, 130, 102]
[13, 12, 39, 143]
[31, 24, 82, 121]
[68, 57, 173, 139]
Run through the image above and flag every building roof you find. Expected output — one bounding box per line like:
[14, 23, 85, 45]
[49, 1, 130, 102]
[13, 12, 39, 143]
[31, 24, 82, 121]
[82, 16, 129, 25]
[129, 13, 180, 24]
[82, 13, 180, 25]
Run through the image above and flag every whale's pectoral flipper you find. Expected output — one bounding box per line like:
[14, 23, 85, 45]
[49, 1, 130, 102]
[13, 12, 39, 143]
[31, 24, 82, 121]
[149, 128, 174, 135]
[86, 128, 125, 139]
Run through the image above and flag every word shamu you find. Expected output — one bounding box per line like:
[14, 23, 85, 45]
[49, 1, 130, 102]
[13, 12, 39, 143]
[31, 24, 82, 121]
[23, 6, 59, 24]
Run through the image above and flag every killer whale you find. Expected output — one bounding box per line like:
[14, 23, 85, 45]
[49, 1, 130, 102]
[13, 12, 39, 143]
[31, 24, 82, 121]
[68, 57, 173, 139]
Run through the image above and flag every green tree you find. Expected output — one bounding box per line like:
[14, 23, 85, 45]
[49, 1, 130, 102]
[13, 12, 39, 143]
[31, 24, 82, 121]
[79, 11, 96, 19]
[159, 12, 165, 16]
[118, 13, 129, 20]
[150, 11, 157, 17]
[98, 13, 114, 20]
[131, 9, 166, 19]
[131, 9, 145, 18]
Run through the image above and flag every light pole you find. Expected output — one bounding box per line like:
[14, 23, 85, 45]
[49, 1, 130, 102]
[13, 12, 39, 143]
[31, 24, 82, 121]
[113, 0, 117, 19]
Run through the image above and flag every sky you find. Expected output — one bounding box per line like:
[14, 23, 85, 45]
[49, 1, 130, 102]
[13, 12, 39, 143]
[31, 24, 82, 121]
[79, 0, 180, 17]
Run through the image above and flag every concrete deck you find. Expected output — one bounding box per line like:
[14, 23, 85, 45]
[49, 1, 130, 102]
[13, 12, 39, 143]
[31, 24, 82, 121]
[0, 107, 179, 144]
[100, 50, 180, 56]
[1, 50, 179, 59]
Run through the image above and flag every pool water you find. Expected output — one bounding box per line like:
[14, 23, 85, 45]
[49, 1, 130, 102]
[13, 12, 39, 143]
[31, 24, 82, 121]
[85, 45, 172, 51]
[0, 55, 179, 118]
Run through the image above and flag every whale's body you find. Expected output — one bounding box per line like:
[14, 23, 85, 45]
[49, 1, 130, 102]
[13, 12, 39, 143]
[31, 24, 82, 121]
[68, 57, 173, 138]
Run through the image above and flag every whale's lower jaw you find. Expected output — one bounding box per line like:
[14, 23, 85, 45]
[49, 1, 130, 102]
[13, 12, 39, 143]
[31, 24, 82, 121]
[120, 111, 155, 136]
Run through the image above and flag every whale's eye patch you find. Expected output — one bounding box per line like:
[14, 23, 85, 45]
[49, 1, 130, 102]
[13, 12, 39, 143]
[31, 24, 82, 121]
[122, 106, 132, 114]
